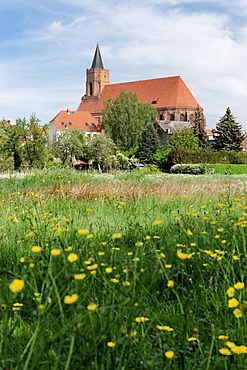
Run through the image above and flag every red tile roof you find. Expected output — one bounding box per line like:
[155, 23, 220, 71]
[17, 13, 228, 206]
[77, 76, 200, 114]
[50, 110, 100, 131]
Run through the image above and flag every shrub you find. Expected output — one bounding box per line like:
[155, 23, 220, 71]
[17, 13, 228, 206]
[170, 163, 214, 175]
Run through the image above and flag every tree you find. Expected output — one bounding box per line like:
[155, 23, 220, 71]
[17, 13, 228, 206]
[192, 107, 208, 149]
[137, 124, 161, 163]
[51, 129, 86, 166]
[212, 107, 245, 152]
[87, 135, 116, 172]
[101, 91, 157, 151]
[166, 127, 199, 151]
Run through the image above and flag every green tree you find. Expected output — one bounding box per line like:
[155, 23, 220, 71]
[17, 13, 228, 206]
[102, 91, 157, 151]
[51, 129, 86, 166]
[192, 107, 208, 149]
[212, 107, 245, 152]
[137, 124, 161, 163]
[87, 135, 116, 172]
[167, 127, 199, 151]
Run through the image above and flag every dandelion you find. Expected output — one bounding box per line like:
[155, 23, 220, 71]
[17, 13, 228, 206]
[234, 282, 245, 290]
[67, 253, 78, 263]
[232, 345, 247, 354]
[228, 298, 239, 308]
[167, 280, 174, 288]
[226, 341, 236, 349]
[107, 342, 116, 347]
[156, 325, 173, 331]
[31, 246, 42, 253]
[188, 337, 197, 342]
[165, 351, 175, 359]
[219, 348, 232, 355]
[227, 287, 235, 297]
[87, 303, 97, 311]
[152, 220, 163, 226]
[105, 267, 113, 273]
[177, 250, 194, 260]
[64, 294, 78, 304]
[20, 257, 25, 263]
[187, 229, 193, 236]
[233, 308, 243, 318]
[112, 233, 122, 239]
[51, 249, 61, 256]
[9, 279, 25, 293]
[87, 264, 98, 270]
[165, 264, 172, 268]
[135, 317, 149, 323]
[77, 229, 89, 235]
[74, 274, 86, 280]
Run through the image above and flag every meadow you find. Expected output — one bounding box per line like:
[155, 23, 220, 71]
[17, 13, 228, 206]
[0, 169, 246, 369]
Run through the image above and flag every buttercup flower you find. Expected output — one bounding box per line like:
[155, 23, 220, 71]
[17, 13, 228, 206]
[51, 249, 61, 256]
[112, 233, 122, 239]
[74, 274, 86, 280]
[31, 246, 42, 253]
[156, 325, 173, 331]
[234, 282, 245, 290]
[152, 220, 163, 226]
[87, 303, 97, 311]
[233, 308, 242, 318]
[167, 280, 174, 288]
[64, 294, 78, 304]
[77, 229, 89, 235]
[9, 279, 25, 293]
[228, 298, 239, 308]
[135, 317, 149, 323]
[227, 287, 235, 297]
[67, 253, 78, 263]
[165, 351, 175, 359]
[107, 342, 116, 347]
[219, 348, 231, 355]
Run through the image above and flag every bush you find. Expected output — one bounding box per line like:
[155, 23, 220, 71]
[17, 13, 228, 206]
[170, 163, 214, 175]
[210, 164, 247, 174]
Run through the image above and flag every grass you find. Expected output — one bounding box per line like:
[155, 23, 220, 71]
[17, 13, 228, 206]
[0, 169, 246, 369]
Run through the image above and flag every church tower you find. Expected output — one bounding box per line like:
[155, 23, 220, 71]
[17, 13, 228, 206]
[83, 44, 109, 102]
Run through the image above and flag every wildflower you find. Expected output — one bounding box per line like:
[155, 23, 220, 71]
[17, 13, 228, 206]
[165, 264, 172, 268]
[160, 253, 166, 258]
[218, 335, 228, 341]
[74, 274, 86, 280]
[25, 232, 34, 237]
[65, 246, 73, 251]
[122, 281, 131, 286]
[77, 229, 89, 235]
[87, 303, 97, 310]
[187, 229, 193, 236]
[38, 304, 44, 310]
[64, 218, 71, 223]
[87, 264, 98, 270]
[152, 220, 163, 226]
[86, 234, 94, 239]
[64, 294, 78, 304]
[135, 317, 149, 323]
[165, 351, 175, 359]
[98, 252, 105, 256]
[105, 267, 113, 273]
[132, 258, 140, 261]
[135, 242, 143, 246]
[67, 253, 78, 263]
[112, 233, 122, 239]
[156, 325, 173, 331]
[31, 246, 42, 253]
[233, 308, 243, 318]
[226, 341, 236, 349]
[234, 282, 245, 290]
[233, 255, 240, 260]
[167, 280, 174, 288]
[9, 279, 25, 293]
[145, 236, 151, 240]
[188, 337, 197, 342]
[51, 249, 61, 256]
[177, 250, 194, 260]
[20, 257, 25, 263]
[107, 342, 116, 347]
[153, 236, 160, 239]
[110, 278, 119, 283]
[29, 263, 34, 268]
[227, 287, 235, 297]
[228, 298, 239, 308]
[86, 208, 93, 212]
[219, 348, 232, 355]
[232, 345, 247, 354]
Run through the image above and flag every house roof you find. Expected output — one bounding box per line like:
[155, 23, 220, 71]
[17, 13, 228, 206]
[157, 121, 192, 133]
[77, 76, 200, 114]
[50, 110, 100, 131]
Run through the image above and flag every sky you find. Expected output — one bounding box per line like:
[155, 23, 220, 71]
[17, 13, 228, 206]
[1, 0, 247, 129]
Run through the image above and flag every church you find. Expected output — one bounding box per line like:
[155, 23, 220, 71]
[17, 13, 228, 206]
[49, 44, 205, 143]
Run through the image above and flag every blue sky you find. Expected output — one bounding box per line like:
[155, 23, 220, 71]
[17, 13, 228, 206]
[1, 0, 247, 129]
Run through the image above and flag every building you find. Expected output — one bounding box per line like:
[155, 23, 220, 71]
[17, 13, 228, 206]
[49, 110, 101, 142]
[77, 44, 205, 132]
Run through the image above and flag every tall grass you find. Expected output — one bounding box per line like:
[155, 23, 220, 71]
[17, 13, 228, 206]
[0, 170, 246, 369]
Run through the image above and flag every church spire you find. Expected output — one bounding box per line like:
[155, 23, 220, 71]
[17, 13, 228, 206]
[91, 43, 104, 69]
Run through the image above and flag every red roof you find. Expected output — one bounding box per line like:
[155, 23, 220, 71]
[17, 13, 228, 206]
[77, 76, 200, 114]
[50, 110, 100, 131]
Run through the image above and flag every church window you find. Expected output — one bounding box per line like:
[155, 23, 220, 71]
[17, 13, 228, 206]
[89, 83, 93, 96]
[170, 114, 175, 121]
[180, 114, 185, 121]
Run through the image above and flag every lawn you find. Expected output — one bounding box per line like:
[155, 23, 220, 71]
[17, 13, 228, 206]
[0, 169, 246, 369]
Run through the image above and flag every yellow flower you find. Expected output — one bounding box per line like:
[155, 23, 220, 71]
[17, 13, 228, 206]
[233, 308, 242, 318]
[135, 317, 149, 323]
[65, 246, 73, 251]
[152, 220, 163, 226]
[156, 325, 173, 331]
[51, 249, 61, 256]
[74, 274, 86, 280]
[167, 280, 174, 288]
[112, 233, 122, 239]
[135, 242, 144, 247]
[31, 246, 42, 253]
[110, 278, 119, 283]
[107, 342, 116, 347]
[232, 345, 247, 354]
[105, 267, 113, 273]
[232, 255, 240, 260]
[165, 264, 172, 268]
[228, 298, 239, 308]
[20, 257, 25, 263]
[87, 303, 97, 311]
[219, 348, 232, 355]
[218, 335, 228, 341]
[165, 351, 175, 359]
[186, 229, 193, 236]
[86, 234, 94, 239]
[226, 341, 236, 349]
[25, 232, 34, 237]
[122, 281, 131, 286]
[67, 253, 78, 263]
[64, 294, 78, 304]
[87, 264, 98, 270]
[77, 229, 89, 235]
[9, 279, 25, 293]
[234, 282, 245, 290]
[227, 287, 235, 297]
[86, 208, 93, 212]
[177, 250, 194, 260]
[188, 337, 197, 342]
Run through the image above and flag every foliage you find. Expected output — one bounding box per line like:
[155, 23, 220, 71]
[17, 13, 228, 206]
[209, 164, 247, 174]
[170, 163, 214, 175]
[213, 107, 245, 151]
[87, 134, 116, 171]
[102, 91, 157, 151]
[51, 129, 86, 166]
[151, 149, 171, 172]
[166, 127, 199, 151]
[192, 106, 208, 149]
[110, 151, 137, 170]
[137, 124, 161, 163]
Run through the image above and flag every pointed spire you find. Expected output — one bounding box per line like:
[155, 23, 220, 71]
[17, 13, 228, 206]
[91, 43, 104, 69]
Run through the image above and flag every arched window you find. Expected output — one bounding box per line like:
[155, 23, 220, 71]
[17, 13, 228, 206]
[180, 114, 185, 121]
[89, 83, 93, 96]
[170, 113, 175, 121]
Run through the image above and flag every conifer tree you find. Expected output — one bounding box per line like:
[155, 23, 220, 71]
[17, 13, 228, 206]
[192, 107, 208, 149]
[212, 107, 245, 151]
[137, 123, 160, 163]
